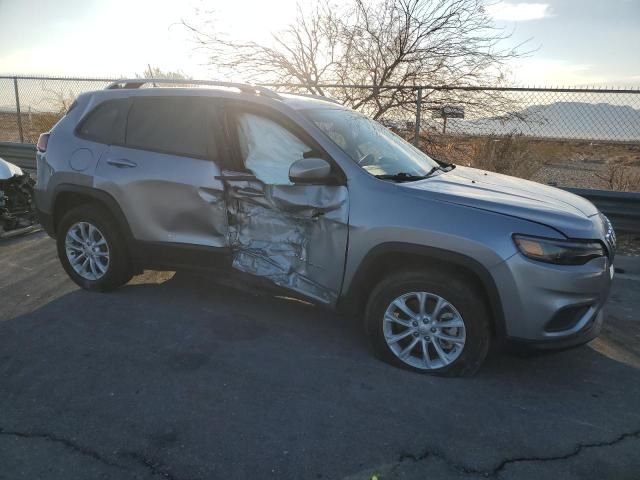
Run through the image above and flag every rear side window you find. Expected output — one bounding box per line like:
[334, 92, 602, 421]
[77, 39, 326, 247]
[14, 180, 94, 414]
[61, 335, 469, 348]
[125, 97, 217, 159]
[77, 99, 129, 144]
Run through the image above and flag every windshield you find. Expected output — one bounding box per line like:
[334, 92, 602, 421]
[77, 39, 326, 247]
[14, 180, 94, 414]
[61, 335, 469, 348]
[302, 107, 440, 177]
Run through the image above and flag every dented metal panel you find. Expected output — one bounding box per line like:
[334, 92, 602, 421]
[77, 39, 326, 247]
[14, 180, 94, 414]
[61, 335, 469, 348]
[95, 145, 229, 247]
[224, 173, 349, 305]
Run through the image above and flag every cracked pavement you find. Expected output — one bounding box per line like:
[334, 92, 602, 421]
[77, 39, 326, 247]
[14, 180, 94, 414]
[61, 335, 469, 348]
[1, 233, 639, 479]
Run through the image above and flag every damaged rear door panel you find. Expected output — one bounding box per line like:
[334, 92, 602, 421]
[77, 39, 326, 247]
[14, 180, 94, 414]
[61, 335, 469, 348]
[94, 95, 229, 249]
[220, 103, 350, 306]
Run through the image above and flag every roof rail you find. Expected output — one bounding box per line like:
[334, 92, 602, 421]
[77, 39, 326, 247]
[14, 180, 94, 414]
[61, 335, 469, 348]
[105, 78, 282, 100]
[282, 92, 342, 105]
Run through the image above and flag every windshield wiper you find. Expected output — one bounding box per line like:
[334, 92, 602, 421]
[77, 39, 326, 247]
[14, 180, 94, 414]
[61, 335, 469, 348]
[375, 172, 427, 182]
[375, 167, 440, 182]
[439, 162, 456, 171]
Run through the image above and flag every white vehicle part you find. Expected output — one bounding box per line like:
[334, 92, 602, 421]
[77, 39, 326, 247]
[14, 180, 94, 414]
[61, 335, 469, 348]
[0, 159, 37, 237]
[0, 158, 23, 180]
[238, 113, 307, 185]
[225, 174, 349, 305]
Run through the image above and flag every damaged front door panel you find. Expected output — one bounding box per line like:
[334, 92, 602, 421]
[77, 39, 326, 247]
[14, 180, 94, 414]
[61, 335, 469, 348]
[224, 173, 349, 305]
[221, 107, 350, 305]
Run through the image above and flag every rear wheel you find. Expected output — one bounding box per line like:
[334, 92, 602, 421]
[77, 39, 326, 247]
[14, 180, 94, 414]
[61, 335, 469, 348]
[365, 270, 490, 377]
[56, 205, 132, 291]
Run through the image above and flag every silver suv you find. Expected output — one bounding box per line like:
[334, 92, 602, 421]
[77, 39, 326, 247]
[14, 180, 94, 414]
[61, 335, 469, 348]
[34, 79, 615, 376]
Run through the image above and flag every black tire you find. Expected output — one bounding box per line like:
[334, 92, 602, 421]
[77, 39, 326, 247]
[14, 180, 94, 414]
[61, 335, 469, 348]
[365, 269, 491, 377]
[56, 204, 133, 291]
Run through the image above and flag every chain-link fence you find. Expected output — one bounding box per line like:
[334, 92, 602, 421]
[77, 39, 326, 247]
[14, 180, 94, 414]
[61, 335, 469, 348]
[0, 76, 114, 144]
[1, 76, 639, 190]
[418, 87, 640, 142]
[2, 76, 639, 144]
[264, 83, 640, 191]
[261, 84, 640, 143]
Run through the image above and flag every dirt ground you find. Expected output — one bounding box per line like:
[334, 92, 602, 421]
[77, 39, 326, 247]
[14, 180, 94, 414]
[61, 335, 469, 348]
[618, 234, 640, 256]
[0, 111, 57, 144]
[1, 232, 640, 480]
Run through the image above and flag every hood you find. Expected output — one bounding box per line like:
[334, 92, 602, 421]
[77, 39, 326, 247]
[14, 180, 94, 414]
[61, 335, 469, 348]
[0, 157, 23, 180]
[401, 165, 601, 238]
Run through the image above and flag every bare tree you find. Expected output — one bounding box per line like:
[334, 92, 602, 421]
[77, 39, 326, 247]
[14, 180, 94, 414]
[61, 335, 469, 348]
[26, 83, 78, 141]
[182, 0, 527, 119]
[182, 3, 340, 95]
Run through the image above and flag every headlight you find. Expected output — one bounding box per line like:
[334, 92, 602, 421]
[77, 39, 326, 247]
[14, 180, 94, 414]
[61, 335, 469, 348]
[513, 234, 605, 265]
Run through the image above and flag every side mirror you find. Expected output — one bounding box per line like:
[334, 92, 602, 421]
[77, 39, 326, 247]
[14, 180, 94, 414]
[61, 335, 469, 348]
[289, 157, 332, 184]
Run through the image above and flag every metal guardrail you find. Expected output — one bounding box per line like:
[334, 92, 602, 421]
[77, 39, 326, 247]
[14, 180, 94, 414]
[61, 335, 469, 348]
[1, 142, 638, 233]
[0, 142, 36, 173]
[564, 188, 640, 234]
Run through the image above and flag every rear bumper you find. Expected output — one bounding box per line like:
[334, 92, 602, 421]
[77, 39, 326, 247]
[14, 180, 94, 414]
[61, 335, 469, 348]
[35, 206, 55, 237]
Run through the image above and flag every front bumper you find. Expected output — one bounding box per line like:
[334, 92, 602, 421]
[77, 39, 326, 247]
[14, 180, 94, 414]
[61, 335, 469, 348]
[490, 252, 612, 345]
[510, 307, 604, 349]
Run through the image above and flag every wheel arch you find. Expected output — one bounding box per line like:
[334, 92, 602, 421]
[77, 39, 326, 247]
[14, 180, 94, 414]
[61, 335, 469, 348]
[51, 184, 134, 244]
[339, 242, 507, 336]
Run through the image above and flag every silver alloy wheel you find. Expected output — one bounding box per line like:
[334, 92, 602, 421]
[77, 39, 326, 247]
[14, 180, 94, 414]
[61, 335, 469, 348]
[65, 221, 110, 281]
[383, 291, 466, 370]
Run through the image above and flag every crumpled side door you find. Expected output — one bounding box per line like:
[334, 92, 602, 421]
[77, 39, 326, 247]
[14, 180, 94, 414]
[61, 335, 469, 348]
[221, 172, 349, 305]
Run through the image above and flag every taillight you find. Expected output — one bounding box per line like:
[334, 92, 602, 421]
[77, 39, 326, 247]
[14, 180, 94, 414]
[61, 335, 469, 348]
[37, 133, 50, 152]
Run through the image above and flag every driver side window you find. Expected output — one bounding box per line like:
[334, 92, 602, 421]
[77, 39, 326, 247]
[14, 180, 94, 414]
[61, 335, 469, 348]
[237, 113, 313, 185]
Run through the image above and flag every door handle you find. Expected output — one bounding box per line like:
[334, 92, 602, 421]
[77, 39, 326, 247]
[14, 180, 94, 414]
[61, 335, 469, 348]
[107, 158, 137, 168]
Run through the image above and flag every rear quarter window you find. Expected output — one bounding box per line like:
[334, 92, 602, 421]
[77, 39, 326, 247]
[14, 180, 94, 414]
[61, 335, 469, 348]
[76, 98, 130, 145]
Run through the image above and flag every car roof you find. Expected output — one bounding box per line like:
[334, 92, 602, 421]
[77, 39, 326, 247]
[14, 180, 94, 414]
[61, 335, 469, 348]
[89, 80, 347, 112]
[279, 93, 346, 111]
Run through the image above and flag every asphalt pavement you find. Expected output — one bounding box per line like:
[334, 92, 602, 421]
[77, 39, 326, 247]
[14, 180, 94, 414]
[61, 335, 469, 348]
[1, 232, 639, 479]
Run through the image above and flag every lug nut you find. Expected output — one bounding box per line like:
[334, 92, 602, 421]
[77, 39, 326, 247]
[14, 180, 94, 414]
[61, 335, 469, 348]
[431, 328, 437, 333]
[413, 332, 419, 337]
[412, 321, 418, 327]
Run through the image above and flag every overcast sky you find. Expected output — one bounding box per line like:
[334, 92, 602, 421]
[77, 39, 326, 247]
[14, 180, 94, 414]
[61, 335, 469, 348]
[0, 0, 638, 86]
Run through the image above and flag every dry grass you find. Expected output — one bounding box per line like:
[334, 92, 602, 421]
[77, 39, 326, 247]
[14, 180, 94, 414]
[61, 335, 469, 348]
[422, 134, 542, 179]
[419, 133, 640, 191]
[470, 136, 542, 179]
[595, 161, 640, 192]
[0, 111, 64, 144]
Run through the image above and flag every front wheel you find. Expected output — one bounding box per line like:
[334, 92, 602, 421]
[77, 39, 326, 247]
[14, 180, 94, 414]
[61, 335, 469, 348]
[365, 270, 491, 377]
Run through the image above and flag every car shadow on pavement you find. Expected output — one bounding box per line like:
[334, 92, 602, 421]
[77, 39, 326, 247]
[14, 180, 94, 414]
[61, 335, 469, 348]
[1, 270, 640, 480]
